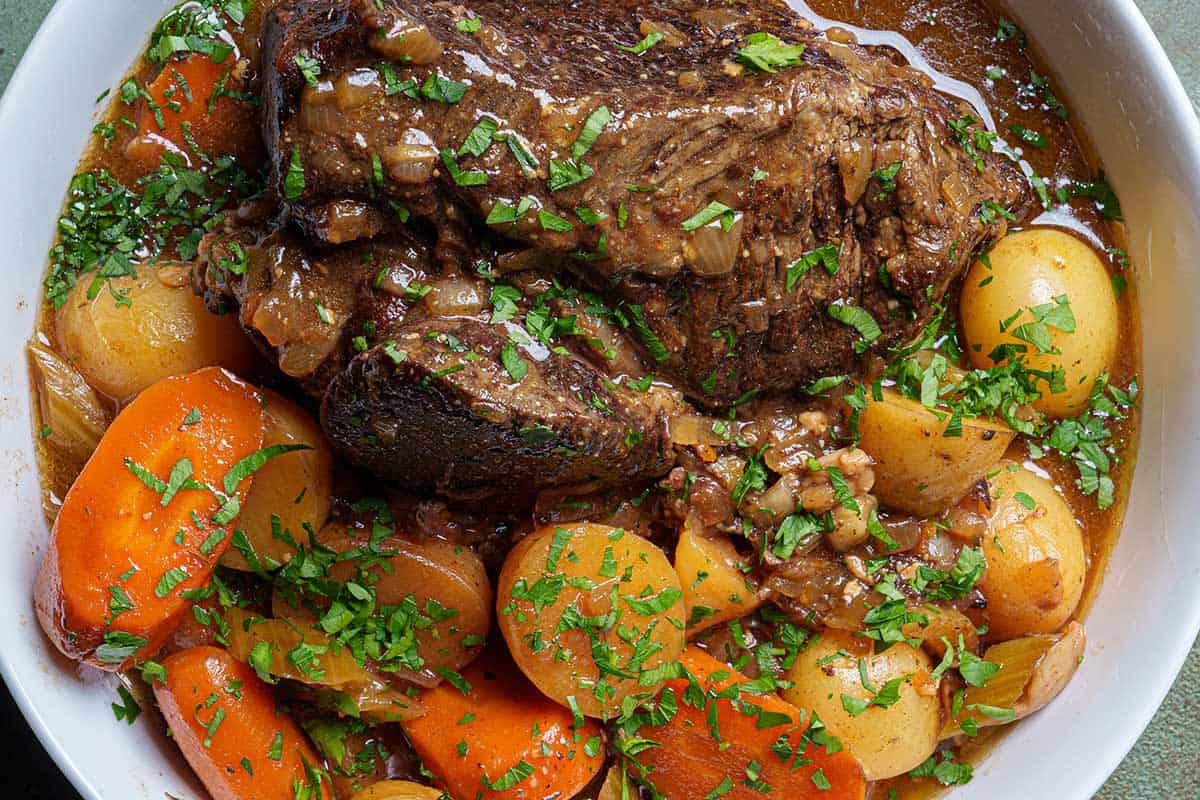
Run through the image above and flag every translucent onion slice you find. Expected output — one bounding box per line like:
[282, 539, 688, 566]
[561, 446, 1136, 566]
[940, 621, 1086, 739]
[28, 342, 111, 461]
[597, 767, 635, 800]
[668, 414, 730, 446]
[371, 22, 443, 64]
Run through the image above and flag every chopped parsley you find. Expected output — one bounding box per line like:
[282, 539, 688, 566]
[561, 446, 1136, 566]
[736, 32, 806, 73]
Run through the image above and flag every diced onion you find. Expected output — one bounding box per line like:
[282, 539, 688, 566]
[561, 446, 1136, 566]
[326, 201, 385, 244]
[423, 276, 484, 316]
[371, 21, 444, 64]
[668, 414, 730, 446]
[381, 143, 437, 185]
[334, 68, 381, 110]
[687, 216, 743, 276]
[300, 82, 340, 133]
[756, 474, 798, 518]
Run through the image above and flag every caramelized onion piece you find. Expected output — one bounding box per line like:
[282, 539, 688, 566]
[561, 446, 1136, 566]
[381, 143, 437, 185]
[371, 21, 443, 64]
[334, 68, 381, 110]
[668, 414, 730, 447]
[28, 342, 110, 461]
[687, 216, 743, 276]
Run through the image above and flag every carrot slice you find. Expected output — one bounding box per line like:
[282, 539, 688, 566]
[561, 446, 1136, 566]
[633, 647, 867, 800]
[35, 367, 264, 669]
[155, 646, 333, 800]
[125, 53, 243, 166]
[402, 650, 606, 800]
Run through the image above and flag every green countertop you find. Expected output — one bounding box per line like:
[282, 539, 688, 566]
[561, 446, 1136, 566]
[0, 1, 1195, 798]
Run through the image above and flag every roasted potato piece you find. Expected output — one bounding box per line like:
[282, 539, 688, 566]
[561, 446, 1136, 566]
[978, 464, 1087, 640]
[857, 388, 1014, 516]
[942, 621, 1086, 737]
[961, 228, 1118, 418]
[497, 523, 685, 717]
[674, 518, 761, 632]
[220, 391, 334, 571]
[55, 267, 255, 401]
[782, 629, 940, 781]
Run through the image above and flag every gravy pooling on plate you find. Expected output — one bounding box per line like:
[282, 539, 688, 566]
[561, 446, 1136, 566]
[29, 1, 1139, 799]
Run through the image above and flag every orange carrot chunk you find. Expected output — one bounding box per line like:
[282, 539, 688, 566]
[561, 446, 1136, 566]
[402, 650, 606, 800]
[634, 647, 867, 800]
[35, 367, 264, 669]
[155, 646, 333, 800]
[125, 53, 243, 166]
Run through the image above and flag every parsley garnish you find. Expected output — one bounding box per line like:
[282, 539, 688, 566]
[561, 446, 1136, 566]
[736, 32, 806, 73]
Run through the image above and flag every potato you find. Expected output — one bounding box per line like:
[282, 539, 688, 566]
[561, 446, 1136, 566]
[960, 229, 1118, 418]
[781, 629, 940, 780]
[219, 391, 334, 571]
[281, 522, 493, 682]
[55, 266, 255, 401]
[497, 523, 686, 717]
[675, 519, 761, 632]
[857, 388, 1014, 516]
[978, 464, 1086, 640]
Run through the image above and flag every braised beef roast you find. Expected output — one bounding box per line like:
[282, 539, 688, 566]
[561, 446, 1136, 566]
[199, 0, 1034, 496]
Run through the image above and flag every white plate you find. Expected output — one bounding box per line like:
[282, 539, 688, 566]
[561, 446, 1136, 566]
[0, 1, 1196, 798]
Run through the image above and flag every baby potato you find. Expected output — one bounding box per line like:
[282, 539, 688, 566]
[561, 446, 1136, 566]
[674, 519, 761, 632]
[960, 229, 1118, 418]
[304, 523, 493, 682]
[857, 388, 1014, 516]
[219, 391, 334, 571]
[978, 464, 1086, 640]
[55, 267, 255, 401]
[781, 629, 940, 781]
[497, 523, 686, 718]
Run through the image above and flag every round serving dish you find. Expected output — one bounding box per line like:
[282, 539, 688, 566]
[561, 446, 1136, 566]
[0, 1, 1195, 797]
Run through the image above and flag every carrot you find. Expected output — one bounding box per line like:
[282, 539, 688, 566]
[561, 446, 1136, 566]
[125, 53, 242, 166]
[35, 367, 264, 670]
[402, 650, 606, 800]
[154, 646, 333, 800]
[632, 647, 867, 800]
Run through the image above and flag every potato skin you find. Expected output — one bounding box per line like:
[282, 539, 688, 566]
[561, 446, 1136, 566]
[219, 391, 334, 571]
[55, 269, 255, 401]
[497, 523, 685, 717]
[978, 464, 1087, 640]
[857, 388, 1014, 516]
[675, 522, 761, 632]
[781, 629, 940, 781]
[960, 229, 1118, 418]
